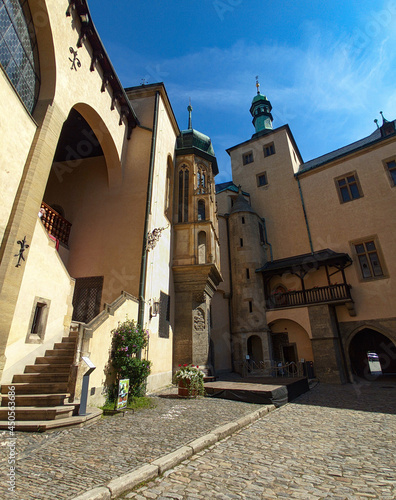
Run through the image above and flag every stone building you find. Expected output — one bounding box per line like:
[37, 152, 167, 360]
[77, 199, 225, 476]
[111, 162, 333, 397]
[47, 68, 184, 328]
[0, 0, 221, 429]
[212, 81, 396, 383]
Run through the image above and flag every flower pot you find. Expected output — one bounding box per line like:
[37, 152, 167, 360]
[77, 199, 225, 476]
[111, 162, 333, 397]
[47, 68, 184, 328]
[177, 379, 198, 398]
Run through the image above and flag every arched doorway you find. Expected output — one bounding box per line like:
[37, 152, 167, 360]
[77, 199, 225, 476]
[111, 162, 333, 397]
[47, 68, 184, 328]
[349, 329, 396, 378]
[247, 335, 263, 364]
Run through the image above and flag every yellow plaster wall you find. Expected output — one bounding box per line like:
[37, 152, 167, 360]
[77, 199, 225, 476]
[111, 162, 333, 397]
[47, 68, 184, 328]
[84, 299, 139, 407]
[142, 94, 177, 391]
[3, 220, 74, 383]
[231, 128, 310, 260]
[299, 141, 396, 322]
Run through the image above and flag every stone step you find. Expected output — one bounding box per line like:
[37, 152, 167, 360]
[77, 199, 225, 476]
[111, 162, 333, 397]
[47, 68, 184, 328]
[1, 393, 70, 407]
[2, 382, 68, 394]
[53, 342, 76, 350]
[44, 349, 74, 357]
[13, 373, 69, 383]
[0, 405, 78, 421]
[24, 364, 71, 374]
[35, 356, 74, 365]
[61, 337, 77, 344]
[0, 408, 102, 432]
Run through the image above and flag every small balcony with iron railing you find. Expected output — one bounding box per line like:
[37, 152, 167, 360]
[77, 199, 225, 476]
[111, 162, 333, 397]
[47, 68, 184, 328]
[40, 202, 72, 246]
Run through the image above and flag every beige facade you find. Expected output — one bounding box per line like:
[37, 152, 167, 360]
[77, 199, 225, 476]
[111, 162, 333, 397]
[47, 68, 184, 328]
[0, 0, 222, 422]
[213, 89, 396, 383]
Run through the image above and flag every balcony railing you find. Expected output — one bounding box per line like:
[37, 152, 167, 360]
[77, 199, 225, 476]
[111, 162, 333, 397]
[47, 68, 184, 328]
[268, 283, 352, 309]
[40, 202, 72, 246]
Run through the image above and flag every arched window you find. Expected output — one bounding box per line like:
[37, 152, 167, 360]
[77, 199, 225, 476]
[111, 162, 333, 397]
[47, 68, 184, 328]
[0, 0, 40, 113]
[197, 199, 205, 221]
[196, 166, 207, 194]
[198, 231, 206, 264]
[178, 165, 189, 222]
[165, 156, 173, 219]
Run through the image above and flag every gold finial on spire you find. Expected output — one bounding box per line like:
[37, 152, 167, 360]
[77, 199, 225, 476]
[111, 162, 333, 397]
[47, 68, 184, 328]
[256, 75, 260, 95]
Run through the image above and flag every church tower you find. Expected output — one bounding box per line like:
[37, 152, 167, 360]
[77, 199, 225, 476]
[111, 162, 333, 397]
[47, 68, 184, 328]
[250, 77, 273, 137]
[172, 105, 222, 373]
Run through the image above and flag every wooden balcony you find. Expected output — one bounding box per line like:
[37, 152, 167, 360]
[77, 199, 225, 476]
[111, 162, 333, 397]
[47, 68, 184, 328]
[40, 202, 71, 246]
[267, 283, 352, 310]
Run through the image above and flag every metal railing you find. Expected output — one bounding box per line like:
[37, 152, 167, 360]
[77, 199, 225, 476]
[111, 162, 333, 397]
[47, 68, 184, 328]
[267, 283, 352, 309]
[241, 360, 304, 378]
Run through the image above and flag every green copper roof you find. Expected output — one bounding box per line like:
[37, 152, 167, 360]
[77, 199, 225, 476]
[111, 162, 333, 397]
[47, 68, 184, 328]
[177, 128, 215, 156]
[252, 93, 268, 103]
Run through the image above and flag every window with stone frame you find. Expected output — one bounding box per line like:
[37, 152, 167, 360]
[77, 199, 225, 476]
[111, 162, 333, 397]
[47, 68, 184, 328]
[384, 158, 396, 187]
[263, 142, 275, 157]
[243, 151, 254, 165]
[178, 165, 189, 222]
[335, 172, 363, 203]
[158, 291, 170, 338]
[353, 239, 385, 280]
[26, 297, 51, 343]
[257, 172, 268, 187]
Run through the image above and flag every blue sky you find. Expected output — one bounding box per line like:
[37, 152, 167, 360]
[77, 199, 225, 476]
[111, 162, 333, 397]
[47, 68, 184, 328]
[89, 0, 396, 183]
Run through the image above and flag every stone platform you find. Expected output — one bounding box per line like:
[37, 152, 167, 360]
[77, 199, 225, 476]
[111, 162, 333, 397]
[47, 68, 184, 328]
[204, 375, 310, 406]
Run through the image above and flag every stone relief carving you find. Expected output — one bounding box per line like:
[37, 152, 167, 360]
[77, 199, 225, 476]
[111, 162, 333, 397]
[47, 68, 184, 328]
[193, 308, 205, 332]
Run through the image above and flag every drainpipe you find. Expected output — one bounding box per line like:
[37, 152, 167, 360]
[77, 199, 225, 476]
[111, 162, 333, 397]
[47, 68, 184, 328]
[137, 91, 160, 358]
[225, 214, 235, 372]
[261, 217, 273, 262]
[296, 175, 314, 253]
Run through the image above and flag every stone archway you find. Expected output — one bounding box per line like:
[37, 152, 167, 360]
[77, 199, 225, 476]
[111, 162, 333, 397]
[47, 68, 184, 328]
[348, 329, 396, 378]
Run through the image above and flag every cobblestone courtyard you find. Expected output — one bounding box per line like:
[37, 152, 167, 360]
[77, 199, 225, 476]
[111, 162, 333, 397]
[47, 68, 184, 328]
[1, 380, 395, 499]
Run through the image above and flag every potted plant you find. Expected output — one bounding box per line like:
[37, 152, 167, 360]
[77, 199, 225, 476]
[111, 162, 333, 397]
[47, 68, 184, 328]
[174, 364, 205, 398]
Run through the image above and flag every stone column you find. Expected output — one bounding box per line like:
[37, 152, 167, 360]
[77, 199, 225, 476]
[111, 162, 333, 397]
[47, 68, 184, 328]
[309, 304, 348, 384]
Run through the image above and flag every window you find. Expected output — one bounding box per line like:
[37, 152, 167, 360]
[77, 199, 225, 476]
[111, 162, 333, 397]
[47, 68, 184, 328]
[240, 238, 243, 247]
[241, 216, 245, 224]
[248, 301, 253, 313]
[158, 291, 170, 338]
[257, 172, 268, 187]
[197, 199, 205, 221]
[178, 165, 189, 222]
[26, 297, 50, 343]
[246, 268, 250, 279]
[264, 142, 275, 157]
[353, 239, 384, 279]
[258, 222, 265, 244]
[196, 165, 207, 194]
[385, 159, 396, 187]
[243, 152, 254, 165]
[0, 0, 40, 113]
[335, 172, 363, 203]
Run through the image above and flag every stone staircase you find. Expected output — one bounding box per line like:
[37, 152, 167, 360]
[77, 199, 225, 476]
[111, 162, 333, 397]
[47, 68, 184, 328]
[0, 327, 101, 431]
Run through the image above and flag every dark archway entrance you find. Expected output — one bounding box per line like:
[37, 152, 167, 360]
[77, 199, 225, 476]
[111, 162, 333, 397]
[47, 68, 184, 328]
[349, 329, 396, 378]
[247, 335, 263, 364]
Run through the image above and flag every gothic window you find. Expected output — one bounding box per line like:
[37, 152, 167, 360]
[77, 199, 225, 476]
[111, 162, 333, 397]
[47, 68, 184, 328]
[198, 231, 206, 264]
[197, 199, 205, 221]
[165, 156, 173, 220]
[0, 0, 40, 113]
[197, 166, 207, 194]
[178, 165, 189, 222]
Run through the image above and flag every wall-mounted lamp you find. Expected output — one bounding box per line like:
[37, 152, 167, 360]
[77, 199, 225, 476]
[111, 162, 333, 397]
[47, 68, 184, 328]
[150, 299, 160, 319]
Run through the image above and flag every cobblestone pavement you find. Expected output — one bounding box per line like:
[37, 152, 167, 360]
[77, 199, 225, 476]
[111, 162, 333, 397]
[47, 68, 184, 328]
[0, 390, 260, 500]
[121, 381, 396, 500]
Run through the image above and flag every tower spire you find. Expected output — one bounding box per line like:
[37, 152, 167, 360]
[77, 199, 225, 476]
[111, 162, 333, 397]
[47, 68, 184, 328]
[249, 77, 273, 136]
[187, 99, 193, 130]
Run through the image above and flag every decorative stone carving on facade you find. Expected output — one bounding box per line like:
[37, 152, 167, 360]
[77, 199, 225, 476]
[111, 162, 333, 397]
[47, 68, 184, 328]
[193, 308, 205, 331]
[146, 225, 169, 252]
[193, 292, 205, 305]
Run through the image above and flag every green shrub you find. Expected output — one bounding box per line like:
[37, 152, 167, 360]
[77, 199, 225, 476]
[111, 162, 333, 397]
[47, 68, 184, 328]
[107, 319, 151, 401]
